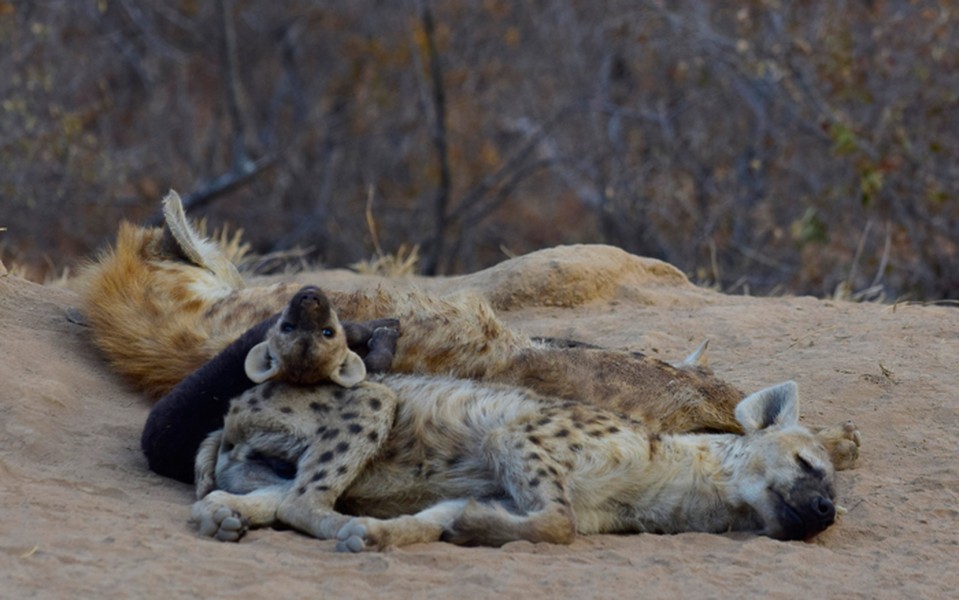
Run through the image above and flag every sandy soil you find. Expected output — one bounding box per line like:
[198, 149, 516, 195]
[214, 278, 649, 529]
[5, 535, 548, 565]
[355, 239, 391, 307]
[1, 246, 957, 599]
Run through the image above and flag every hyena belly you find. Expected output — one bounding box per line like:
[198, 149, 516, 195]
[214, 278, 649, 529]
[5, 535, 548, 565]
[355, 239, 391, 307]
[336, 375, 551, 518]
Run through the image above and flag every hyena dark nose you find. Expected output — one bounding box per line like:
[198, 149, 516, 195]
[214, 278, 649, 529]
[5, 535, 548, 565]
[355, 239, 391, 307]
[811, 495, 835, 525]
[296, 286, 321, 305]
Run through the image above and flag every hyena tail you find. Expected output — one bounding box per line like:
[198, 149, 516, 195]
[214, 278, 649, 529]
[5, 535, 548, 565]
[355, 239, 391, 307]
[77, 194, 250, 398]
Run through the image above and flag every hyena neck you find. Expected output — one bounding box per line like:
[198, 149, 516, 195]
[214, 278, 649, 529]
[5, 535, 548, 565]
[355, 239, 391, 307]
[626, 433, 763, 534]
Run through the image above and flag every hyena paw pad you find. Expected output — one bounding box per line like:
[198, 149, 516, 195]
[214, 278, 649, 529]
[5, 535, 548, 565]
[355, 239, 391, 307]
[818, 420, 862, 471]
[194, 505, 249, 542]
[335, 519, 372, 553]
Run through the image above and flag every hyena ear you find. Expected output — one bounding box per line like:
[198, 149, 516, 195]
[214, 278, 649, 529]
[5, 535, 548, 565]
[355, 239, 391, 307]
[734, 381, 800, 433]
[330, 350, 366, 388]
[244, 342, 281, 383]
[677, 339, 709, 368]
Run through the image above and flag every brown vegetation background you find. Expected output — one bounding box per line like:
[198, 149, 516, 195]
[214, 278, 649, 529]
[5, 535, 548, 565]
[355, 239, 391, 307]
[1, 1, 957, 298]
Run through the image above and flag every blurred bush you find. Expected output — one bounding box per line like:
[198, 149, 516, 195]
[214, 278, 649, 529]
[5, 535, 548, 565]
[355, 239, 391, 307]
[1, 0, 956, 299]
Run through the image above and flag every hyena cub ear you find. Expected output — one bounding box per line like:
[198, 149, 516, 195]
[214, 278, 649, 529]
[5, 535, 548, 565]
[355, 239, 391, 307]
[329, 350, 366, 388]
[734, 380, 800, 433]
[244, 341, 282, 384]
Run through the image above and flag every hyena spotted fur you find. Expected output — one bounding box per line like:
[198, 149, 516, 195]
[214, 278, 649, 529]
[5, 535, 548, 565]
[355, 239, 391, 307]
[192, 285, 400, 540]
[195, 316, 840, 548]
[78, 191, 860, 473]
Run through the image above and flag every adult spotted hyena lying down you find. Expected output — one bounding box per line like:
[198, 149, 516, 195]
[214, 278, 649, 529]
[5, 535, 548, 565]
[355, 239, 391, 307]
[194, 287, 840, 548]
[79, 191, 861, 482]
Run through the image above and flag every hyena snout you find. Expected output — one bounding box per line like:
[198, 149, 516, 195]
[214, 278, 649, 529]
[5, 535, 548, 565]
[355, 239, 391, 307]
[776, 489, 836, 540]
[287, 286, 333, 329]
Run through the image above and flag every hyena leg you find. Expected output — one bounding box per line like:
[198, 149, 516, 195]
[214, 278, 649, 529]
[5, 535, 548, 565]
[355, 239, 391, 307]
[194, 430, 222, 499]
[191, 487, 287, 542]
[275, 394, 395, 540]
[335, 499, 471, 553]
[442, 429, 577, 547]
[813, 420, 862, 471]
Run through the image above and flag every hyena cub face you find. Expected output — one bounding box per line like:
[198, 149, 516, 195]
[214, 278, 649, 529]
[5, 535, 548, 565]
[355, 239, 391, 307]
[244, 285, 366, 388]
[731, 382, 837, 540]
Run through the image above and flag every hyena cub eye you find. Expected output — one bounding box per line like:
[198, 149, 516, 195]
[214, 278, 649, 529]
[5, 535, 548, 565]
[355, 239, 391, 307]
[281, 322, 295, 333]
[322, 327, 335, 338]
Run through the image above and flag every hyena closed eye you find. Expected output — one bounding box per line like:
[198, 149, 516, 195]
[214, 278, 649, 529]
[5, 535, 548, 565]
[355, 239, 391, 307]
[192, 286, 399, 541]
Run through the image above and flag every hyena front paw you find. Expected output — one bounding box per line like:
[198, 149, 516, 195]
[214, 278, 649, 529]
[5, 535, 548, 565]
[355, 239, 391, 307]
[816, 420, 862, 471]
[335, 518, 376, 553]
[191, 501, 250, 542]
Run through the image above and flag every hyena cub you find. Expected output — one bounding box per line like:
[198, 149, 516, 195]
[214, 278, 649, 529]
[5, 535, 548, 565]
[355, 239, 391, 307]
[193, 286, 400, 540]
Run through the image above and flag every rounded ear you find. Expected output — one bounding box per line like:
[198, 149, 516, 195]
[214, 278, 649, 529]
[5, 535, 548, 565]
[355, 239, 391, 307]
[329, 351, 366, 388]
[735, 381, 800, 433]
[244, 342, 281, 383]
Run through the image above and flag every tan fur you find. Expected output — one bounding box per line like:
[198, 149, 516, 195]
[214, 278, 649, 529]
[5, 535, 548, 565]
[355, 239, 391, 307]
[78, 192, 860, 466]
[196, 376, 840, 549]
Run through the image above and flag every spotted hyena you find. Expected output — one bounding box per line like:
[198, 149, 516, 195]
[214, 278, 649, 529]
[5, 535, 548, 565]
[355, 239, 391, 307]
[79, 191, 860, 477]
[195, 365, 839, 547]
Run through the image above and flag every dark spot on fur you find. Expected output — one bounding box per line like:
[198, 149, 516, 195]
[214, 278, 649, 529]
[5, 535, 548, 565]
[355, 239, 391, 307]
[367, 431, 380, 443]
[527, 452, 542, 462]
[335, 441, 350, 454]
[280, 406, 293, 414]
[537, 417, 552, 426]
[589, 429, 605, 437]
[321, 428, 340, 441]
[250, 407, 262, 413]
[529, 478, 541, 487]
[547, 465, 559, 477]
[524, 423, 535, 433]
[297, 485, 307, 496]
[553, 496, 568, 506]
[319, 451, 334, 463]
[446, 455, 463, 468]
[316, 425, 327, 435]
[337, 465, 349, 475]
[247, 397, 260, 407]
[369, 398, 382, 411]
[229, 406, 239, 415]
[312, 470, 327, 482]
[570, 443, 583, 452]
[333, 389, 345, 400]
[649, 433, 661, 455]
[348, 423, 363, 434]
[260, 383, 275, 400]
[607, 426, 620, 434]
[556, 429, 570, 437]
[340, 412, 359, 421]
[528, 435, 542, 446]
[310, 402, 329, 413]
[536, 468, 548, 478]
[315, 484, 330, 492]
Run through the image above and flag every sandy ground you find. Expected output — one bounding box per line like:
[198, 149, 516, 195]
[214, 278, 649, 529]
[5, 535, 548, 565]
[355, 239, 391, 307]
[1, 246, 957, 599]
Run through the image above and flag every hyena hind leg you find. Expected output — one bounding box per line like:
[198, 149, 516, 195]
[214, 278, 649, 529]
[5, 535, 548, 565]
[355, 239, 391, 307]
[441, 427, 578, 547]
[335, 499, 470, 552]
[441, 498, 576, 547]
